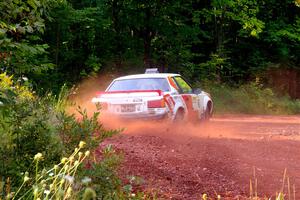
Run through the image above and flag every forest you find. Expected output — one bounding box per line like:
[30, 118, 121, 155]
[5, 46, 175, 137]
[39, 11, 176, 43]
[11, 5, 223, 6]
[1, 0, 299, 95]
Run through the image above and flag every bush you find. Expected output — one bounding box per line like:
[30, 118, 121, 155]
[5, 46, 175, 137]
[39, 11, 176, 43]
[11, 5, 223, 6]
[0, 73, 118, 192]
[202, 82, 300, 115]
[0, 73, 63, 187]
[82, 145, 124, 199]
[56, 108, 119, 155]
[0, 73, 153, 200]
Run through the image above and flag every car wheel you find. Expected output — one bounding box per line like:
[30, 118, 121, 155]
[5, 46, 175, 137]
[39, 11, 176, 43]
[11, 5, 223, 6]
[200, 107, 211, 122]
[173, 108, 185, 122]
[204, 108, 211, 121]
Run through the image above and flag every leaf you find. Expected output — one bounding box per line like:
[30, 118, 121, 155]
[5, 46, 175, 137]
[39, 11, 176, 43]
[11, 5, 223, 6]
[27, 0, 37, 10]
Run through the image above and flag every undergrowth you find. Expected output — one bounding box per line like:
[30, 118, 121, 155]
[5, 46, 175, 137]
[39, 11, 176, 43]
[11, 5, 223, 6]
[0, 73, 155, 200]
[202, 82, 300, 115]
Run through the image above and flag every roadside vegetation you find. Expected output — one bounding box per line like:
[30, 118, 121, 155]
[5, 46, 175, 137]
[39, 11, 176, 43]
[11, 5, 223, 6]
[0, 0, 300, 199]
[203, 82, 300, 115]
[0, 73, 152, 199]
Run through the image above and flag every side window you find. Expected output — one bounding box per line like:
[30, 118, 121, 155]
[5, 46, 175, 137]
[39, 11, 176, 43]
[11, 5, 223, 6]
[173, 76, 193, 94]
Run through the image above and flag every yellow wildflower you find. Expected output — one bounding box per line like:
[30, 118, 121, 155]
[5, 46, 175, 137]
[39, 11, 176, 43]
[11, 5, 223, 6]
[34, 153, 43, 161]
[79, 141, 86, 148]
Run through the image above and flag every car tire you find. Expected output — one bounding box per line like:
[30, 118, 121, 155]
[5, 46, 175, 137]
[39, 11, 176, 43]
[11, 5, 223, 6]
[200, 107, 211, 122]
[173, 108, 185, 122]
[204, 108, 211, 121]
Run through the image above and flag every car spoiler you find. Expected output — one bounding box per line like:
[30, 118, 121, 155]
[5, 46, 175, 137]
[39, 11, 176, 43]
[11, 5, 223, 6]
[95, 90, 163, 97]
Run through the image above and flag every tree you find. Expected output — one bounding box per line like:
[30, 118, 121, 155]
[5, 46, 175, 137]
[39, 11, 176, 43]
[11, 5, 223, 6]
[0, 0, 54, 77]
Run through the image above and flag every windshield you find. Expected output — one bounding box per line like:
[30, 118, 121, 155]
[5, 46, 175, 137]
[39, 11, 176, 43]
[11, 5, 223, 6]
[107, 78, 170, 92]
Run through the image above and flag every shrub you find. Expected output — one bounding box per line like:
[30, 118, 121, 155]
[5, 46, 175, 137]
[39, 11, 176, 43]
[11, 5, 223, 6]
[0, 73, 63, 187]
[82, 144, 124, 199]
[0, 73, 119, 195]
[56, 107, 119, 155]
[0, 73, 153, 200]
[203, 82, 300, 115]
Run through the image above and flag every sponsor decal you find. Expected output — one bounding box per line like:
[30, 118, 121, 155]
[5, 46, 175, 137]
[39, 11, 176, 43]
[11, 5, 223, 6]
[163, 94, 175, 113]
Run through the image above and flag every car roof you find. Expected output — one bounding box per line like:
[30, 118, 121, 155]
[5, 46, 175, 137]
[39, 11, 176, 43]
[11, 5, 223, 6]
[114, 73, 180, 80]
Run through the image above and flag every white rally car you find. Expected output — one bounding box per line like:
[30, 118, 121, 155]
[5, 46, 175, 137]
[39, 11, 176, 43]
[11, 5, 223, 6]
[92, 69, 213, 122]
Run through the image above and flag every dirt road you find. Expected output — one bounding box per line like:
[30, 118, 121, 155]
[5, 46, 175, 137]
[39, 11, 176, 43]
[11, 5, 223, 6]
[99, 115, 300, 199]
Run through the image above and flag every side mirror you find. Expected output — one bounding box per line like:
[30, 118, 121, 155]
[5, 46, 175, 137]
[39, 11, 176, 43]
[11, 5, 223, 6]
[193, 88, 202, 94]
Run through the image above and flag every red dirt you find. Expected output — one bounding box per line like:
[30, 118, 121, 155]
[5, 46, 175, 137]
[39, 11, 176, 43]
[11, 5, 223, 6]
[71, 77, 300, 199]
[98, 115, 300, 199]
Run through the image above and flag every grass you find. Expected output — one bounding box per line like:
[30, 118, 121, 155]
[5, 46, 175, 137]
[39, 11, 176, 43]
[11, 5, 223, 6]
[3, 141, 156, 200]
[202, 82, 300, 115]
[4, 141, 91, 200]
[201, 168, 296, 200]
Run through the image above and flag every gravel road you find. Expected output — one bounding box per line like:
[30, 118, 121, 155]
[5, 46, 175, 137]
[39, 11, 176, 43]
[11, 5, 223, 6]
[98, 115, 300, 199]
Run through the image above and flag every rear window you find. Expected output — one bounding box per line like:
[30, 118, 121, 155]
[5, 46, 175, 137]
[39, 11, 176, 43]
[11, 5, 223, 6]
[107, 78, 170, 92]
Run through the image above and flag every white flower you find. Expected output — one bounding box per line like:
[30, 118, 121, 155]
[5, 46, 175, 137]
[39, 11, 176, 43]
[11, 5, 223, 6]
[44, 190, 50, 195]
[23, 175, 30, 183]
[64, 175, 74, 184]
[81, 177, 92, 184]
[49, 172, 54, 177]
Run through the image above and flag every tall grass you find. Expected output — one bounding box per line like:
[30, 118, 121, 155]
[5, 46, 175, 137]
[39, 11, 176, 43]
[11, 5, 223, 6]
[201, 168, 296, 200]
[203, 82, 300, 115]
[6, 142, 90, 200]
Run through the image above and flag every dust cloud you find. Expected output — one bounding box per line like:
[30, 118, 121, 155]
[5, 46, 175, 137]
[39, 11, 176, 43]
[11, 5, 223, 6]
[69, 75, 300, 141]
[67, 73, 116, 116]
[68, 75, 241, 141]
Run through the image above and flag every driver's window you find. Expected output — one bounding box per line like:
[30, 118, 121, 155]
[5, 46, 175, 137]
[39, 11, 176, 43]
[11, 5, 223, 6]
[173, 76, 192, 94]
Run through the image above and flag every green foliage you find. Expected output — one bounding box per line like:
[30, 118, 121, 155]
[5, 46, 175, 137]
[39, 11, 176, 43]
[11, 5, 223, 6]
[8, 144, 90, 199]
[0, 0, 54, 76]
[81, 145, 124, 200]
[0, 73, 123, 199]
[198, 54, 230, 81]
[1, 0, 300, 94]
[43, 1, 112, 85]
[0, 73, 63, 187]
[0, 73, 154, 199]
[204, 82, 300, 114]
[57, 108, 119, 155]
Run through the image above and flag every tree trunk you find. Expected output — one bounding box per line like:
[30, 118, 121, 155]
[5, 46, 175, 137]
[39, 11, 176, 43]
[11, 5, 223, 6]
[112, 0, 122, 68]
[143, 8, 152, 68]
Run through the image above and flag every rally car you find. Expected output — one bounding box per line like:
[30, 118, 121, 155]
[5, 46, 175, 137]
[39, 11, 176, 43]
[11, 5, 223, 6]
[92, 69, 213, 122]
